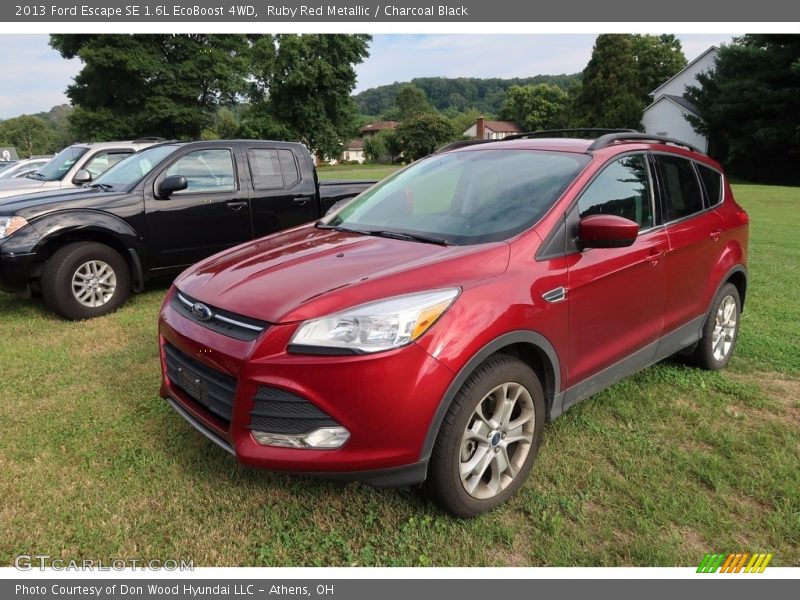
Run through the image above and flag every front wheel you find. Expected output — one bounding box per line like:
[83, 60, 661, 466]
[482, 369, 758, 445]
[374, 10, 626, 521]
[424, 355, 545, 517]
[41, 242, 131, 320]
[691, 282, 741, 370]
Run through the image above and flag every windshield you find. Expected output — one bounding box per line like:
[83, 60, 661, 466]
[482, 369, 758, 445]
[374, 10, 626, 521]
[31, 146, 89, 181]
[324, 149, 589, 245]
[92, 145, 179, 189]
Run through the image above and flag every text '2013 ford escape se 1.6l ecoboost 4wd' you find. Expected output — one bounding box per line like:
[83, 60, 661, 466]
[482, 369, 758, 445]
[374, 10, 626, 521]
[158, 131, 749, 517]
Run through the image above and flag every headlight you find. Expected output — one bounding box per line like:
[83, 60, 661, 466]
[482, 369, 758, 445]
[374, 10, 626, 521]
[0, 216, 28, 239]
[289, 288, 460, 354]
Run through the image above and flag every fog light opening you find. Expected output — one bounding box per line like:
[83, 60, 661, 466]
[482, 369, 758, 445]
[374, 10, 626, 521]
[252, 426, 350, 449]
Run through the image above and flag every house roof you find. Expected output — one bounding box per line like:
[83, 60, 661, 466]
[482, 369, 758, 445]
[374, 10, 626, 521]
[345, 139, 364, 150]
[649, 46, 719, 97]
[483, 120, 522, 133]
[360, 120, 399, 133]
[643, 94, 701, 116]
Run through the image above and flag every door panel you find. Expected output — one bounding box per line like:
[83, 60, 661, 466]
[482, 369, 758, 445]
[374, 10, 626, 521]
[566, 153, 667, 386]
[246, 148, 319, 236]
[654, 155, 724, 333]
[144, 147, 252, 269]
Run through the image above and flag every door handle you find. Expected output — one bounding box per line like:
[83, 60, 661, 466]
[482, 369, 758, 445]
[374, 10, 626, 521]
[226, 200, 248, 211]
[710, 230, 722, 242]
[294, 196, 313, 206]
[646, 251, 665, 266]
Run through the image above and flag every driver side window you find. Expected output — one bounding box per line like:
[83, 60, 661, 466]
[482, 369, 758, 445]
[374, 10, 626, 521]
[578, 154, 654, 229]
[165, 149, 236, 195]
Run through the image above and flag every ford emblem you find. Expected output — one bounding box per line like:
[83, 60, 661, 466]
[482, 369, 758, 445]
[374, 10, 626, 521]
[191, 302, 214, 322]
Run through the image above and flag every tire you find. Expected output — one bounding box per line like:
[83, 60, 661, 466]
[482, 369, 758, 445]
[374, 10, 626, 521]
[41, 242, 131, 320]
[424, 354, 545, 517]
[690, 282, 741, 370]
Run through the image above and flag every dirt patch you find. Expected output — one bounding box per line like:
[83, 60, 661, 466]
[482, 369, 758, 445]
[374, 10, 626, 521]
[726, 372, 800, 425]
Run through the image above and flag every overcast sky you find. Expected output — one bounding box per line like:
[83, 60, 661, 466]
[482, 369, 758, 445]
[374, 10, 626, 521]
[0, 33, 735, 120]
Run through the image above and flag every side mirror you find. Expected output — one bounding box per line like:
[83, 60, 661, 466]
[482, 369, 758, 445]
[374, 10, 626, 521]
[158, 175, 188, 198]
[578, 214, 639, 249]
[72, 169, 92, 185]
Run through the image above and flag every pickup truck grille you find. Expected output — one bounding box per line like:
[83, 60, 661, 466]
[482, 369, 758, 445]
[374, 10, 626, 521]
[164, 343, 237, 426]
[249, 386, 339, 434]
[171, 290, 267, 342]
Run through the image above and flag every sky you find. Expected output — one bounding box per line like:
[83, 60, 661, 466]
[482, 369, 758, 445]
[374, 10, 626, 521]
[0, 33, 735, 120]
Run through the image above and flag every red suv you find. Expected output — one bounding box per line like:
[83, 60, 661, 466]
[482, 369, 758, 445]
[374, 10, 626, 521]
[158, 131, 749, 517]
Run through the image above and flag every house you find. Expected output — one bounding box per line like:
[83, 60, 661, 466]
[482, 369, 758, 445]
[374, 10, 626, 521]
[642, 47, 719, 153]
[463, 117, 522, 140]
[342, 139, 366, 164]
[360, 120, 399, 137]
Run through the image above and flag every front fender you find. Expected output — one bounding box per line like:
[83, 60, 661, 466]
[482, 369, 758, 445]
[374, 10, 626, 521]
[28, 209, 143, 256]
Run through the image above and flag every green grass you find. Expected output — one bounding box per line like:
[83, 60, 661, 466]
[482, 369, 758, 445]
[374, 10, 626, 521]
[316, 163, 401, 181]
[1, 183, 798, 567]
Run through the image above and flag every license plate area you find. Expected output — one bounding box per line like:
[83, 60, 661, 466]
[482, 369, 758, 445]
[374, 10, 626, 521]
[176, 366, 208, 404]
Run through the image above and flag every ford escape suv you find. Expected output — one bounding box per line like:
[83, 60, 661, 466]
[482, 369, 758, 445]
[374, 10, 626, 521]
[158, 131, 749, 517]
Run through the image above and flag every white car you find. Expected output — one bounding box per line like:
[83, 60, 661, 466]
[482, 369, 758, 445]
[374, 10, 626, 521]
[0, 157, 53, 180]
[0, 138, 163, 200]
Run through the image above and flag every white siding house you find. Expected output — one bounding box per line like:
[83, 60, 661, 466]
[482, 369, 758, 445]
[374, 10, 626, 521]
[642, 47, 719, 152]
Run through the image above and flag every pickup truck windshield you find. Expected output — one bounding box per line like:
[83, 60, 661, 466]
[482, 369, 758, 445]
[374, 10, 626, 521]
[30, 146, 89, 181]
[324, 149, 589, 245]
[92, 145, 179, 189]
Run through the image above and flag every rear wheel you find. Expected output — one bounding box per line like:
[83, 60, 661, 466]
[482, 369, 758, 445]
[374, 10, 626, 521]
[424, 355, 545, 517]
[41, 242, 130, 320]
[691, 282, 741, 370]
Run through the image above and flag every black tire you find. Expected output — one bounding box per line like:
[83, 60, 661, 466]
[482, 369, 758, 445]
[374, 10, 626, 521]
[690, 282, 741, 370]
[41, 242, 131, 320]
[424, 354, 545, 517]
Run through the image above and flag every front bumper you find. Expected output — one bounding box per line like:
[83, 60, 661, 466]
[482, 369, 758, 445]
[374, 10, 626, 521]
[0, 251, 36, 293]
[158, 293, 456, 486]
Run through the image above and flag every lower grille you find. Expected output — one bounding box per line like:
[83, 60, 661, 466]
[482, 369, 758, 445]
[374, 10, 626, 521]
[164, 343, 237, 426]
[249, 386, 339, 434]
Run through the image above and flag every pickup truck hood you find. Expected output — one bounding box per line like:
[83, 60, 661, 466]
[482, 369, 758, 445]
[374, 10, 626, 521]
[0, 178, 59, 199]
[0, 187, 132, 219]
[175, 224, 511, 324]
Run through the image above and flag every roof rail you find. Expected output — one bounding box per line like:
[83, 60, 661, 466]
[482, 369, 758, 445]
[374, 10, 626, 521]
[433, 139, 496, 154]
[132, 136, 168, 143]
[503, 128, 638, 141]
[587, 132, 701, 153]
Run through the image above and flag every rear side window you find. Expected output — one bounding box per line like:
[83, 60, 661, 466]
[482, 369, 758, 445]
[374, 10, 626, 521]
[248, 148, 299, 190]
[578, 154, 654, 229]
[656, 155, 704, 221]
[696, 163, 723, 207]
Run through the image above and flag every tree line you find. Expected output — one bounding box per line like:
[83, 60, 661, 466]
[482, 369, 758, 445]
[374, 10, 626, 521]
[0, 34, 796, 183]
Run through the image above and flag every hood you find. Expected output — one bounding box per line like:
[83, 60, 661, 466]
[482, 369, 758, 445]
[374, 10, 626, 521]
[0, 178, 55, 199]
[0, 187, 131, 219]
[175, 224, 511, 323]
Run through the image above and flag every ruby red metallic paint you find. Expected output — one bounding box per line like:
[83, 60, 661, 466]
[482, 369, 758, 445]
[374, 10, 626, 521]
[158, 137, 748, 490]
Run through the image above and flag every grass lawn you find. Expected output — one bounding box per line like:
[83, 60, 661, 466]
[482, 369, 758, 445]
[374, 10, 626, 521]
[0, 183, 797, 567]
[316, 163, 401, 181]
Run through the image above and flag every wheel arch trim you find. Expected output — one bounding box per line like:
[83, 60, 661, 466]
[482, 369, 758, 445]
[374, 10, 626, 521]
[419, 330, 562, 463]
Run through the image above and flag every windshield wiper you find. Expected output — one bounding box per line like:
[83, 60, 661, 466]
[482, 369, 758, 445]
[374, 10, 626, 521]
[26, 172, 45, 180]
[89, 183, 114, 191]
[315, 221, 447, 246]
[364, 230, 448, 246]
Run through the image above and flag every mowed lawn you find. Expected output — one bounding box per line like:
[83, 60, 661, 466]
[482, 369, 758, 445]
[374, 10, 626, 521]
[0, 183, 798, 567]
[316, 163, 401, 181]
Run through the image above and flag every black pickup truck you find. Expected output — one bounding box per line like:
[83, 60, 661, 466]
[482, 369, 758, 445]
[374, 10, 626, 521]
[0, 140, 374, 319]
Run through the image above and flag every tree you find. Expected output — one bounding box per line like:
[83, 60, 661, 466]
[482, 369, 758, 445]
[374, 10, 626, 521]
[50, 34, 251, 140]
[632, 34, 687, 102]
[572, 35, 644, 129]
[363, 129, 401, 163]
[685, 35, 800, 183]
[240, 34, 371, 158]
[396, 84, 433, 120]
[499, 84, 570, 131]
[201, 107, 241, 140]
[395, 113, 456, 160]
[0, 115, 53, 156]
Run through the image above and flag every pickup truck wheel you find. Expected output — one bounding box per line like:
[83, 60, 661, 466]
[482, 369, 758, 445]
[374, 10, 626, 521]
[424, 355, 545, 517]
[691, 282, 741, 370]
[41, 242, 131, 320]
